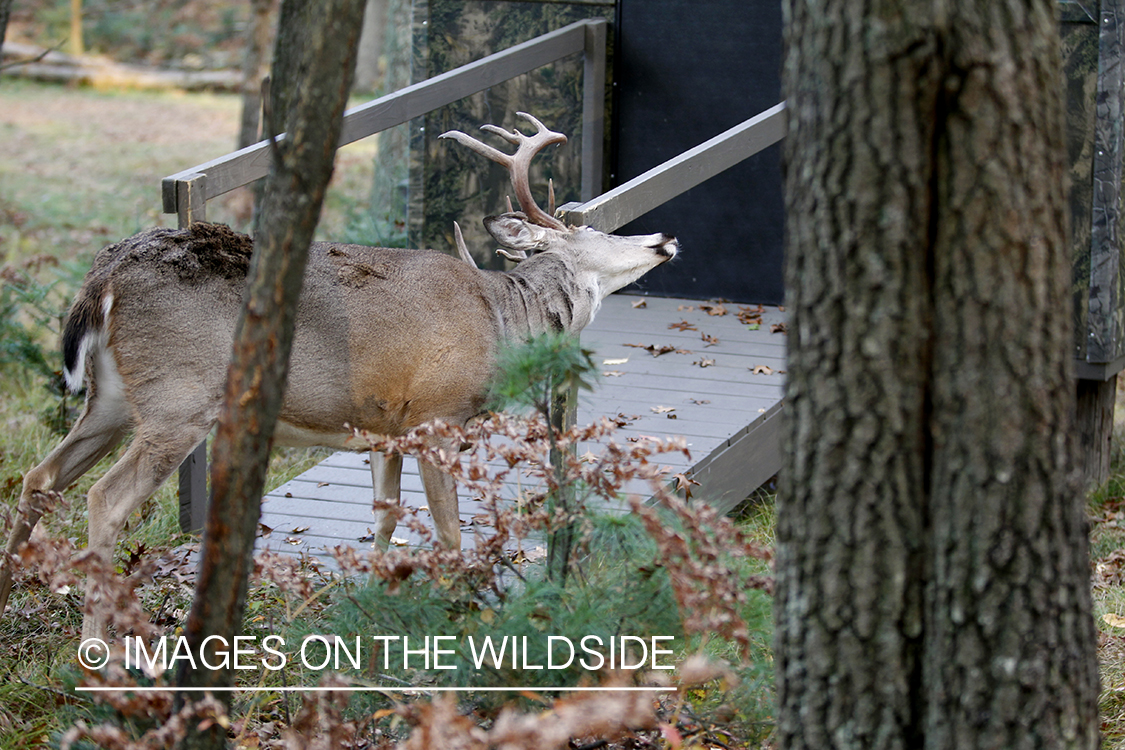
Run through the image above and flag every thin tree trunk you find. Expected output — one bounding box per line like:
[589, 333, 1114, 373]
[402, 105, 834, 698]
[237, 0, 275, 151]
[172, 1, 366, 747]
[776, 2, 1099, 748]
[0, 0, 12, 59]
[69, 0, 83, 57]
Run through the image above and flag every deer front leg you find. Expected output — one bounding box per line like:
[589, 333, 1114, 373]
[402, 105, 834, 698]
[370, 450, 402, 550]
[419, 437, 461, 550]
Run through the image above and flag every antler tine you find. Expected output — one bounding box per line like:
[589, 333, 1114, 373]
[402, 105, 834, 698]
[480, 123, 522, 147]
[438, 130, 513, 167]
[452, 221, 477, 269]
[439, 113, 568, 230]
[515, 111, 564, 141]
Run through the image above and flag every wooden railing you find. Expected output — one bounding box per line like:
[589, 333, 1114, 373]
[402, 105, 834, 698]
[164, 16, 791, 530]
[162, 17, 608, 228]
[558, 102, 787, 232]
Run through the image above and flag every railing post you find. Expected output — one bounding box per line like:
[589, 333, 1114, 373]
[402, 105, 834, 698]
[172, 173, 210, 534]
[580, 18, 607, 203]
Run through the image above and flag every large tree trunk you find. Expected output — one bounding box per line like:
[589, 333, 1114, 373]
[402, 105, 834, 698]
[775, 2, 1100, 748]
[173, 1, 366, 748]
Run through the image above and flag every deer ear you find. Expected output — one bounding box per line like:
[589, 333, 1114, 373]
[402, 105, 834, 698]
[484, 214, 551, 253]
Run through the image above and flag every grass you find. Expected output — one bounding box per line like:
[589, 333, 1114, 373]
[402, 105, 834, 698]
[1087, 409, 1125, 748]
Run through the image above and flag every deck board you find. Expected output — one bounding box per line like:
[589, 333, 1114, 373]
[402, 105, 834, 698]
[259, 294, 787, 558]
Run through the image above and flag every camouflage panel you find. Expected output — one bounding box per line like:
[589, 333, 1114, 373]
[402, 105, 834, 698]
[410, 0, 613, 270]
[1061, 2, 1098, 360]
[364, 0, 414, 250]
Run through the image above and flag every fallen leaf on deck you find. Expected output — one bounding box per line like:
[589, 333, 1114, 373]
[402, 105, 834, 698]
[693, 357, 716, 368]
[651, 405, 676, 414]
[603, 357, 629, 365]
[631, 299, 647, 308]
[317, 482, 330, 488]
[751, 365, 774, 375]
[689, 398, 711, 405]
[604, 370, 625, 377]
[626, 343, 688, 357]
[701, 332, 719, 347]
[669, 320, 697, 332]
[292, 525, 309, 534]
[672, 472, 701, 499]
[771, 322, 788, 334]
[698, 302, 728, 316]
[737, 305, 764, 325]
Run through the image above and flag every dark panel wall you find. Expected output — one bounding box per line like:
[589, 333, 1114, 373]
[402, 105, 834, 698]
[614, 0, 784, 304]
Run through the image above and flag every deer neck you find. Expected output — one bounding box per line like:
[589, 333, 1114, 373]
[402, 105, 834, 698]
[489, 253, 598, 340]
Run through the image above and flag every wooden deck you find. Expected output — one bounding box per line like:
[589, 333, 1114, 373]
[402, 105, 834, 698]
[257, 294, 786, 557]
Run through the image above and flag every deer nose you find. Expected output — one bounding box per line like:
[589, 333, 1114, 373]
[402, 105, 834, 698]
[654, 236, 678, 259]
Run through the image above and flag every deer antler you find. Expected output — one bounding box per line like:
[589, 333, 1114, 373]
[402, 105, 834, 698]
[440, 112, 568, 231]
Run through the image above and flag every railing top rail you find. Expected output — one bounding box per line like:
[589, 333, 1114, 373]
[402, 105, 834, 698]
[559, 101, 788, 233]
[162, 17, 605, 214]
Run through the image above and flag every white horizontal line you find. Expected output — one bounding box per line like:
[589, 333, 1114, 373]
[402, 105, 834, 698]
[76, 686, 675, 693]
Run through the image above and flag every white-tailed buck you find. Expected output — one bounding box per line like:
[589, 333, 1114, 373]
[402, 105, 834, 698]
[0, 113, 676, 637]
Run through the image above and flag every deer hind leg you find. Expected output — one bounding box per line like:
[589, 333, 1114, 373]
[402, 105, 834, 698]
[419, 437, 461, 550]
[370, 450, 403, 550]
[0, 388, 131, 619]
[80, 420, 214, 641]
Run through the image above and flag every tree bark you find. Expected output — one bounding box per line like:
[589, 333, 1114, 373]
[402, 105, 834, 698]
[776, 2, 1100, 748]
[173, 1, 366, 747]
[0, 0, 11, 59]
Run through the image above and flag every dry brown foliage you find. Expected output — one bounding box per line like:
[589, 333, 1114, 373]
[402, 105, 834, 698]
[631, 492, 773, 659]
[6, 412, 772, 748]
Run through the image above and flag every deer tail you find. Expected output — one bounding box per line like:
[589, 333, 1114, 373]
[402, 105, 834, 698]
[61, 277, 112, 394]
